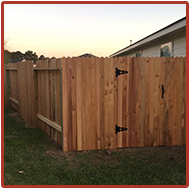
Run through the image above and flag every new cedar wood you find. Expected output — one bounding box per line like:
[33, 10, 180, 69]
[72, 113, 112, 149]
[5, 57, 186, 151]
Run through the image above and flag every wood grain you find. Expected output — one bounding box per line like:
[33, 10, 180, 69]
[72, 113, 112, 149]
[7, 57, 186, 151]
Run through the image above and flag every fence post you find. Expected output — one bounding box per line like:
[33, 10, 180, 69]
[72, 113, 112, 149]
[60, 67, 63, 151]
[34, 67, 38, 128]
[5, 66, 10, 107]
[4, 65, 8, 107]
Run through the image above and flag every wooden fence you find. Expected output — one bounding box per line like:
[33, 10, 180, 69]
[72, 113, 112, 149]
[5, 57, 186, 151]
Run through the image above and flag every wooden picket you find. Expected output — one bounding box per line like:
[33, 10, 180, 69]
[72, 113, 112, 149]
[5, 57, 186, 151]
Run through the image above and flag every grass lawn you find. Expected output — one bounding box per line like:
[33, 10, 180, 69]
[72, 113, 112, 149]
[4, 107, 186, 185]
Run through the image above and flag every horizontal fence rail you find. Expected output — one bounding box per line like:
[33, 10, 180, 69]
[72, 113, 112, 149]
[5, 57, 186, 151]
[9, 97, 19, 105]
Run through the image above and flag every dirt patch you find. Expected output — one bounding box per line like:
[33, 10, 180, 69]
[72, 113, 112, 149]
[9, 112, 18, 117]
[25, 124, 34, 128]
[111, 146, 186, 164]
[15, 116, 25, 124]
[43, 150, 76, 161]
[4, 135, 18, 139]
[43, 150, 64, 157]
[82, 150, 121, 167]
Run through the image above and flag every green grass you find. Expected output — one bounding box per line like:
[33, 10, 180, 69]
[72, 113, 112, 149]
[4, 107, 186, 185]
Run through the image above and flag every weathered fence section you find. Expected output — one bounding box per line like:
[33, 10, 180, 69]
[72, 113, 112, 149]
[6, 64, 19, 111]
[17, 61, 35, 126]
[35, 59, 62, 144]
[6, 61, 35, 126]
[5, 57, 186, 151]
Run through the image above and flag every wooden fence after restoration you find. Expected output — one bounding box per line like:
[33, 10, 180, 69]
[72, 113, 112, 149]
[5, 57, 186, 151]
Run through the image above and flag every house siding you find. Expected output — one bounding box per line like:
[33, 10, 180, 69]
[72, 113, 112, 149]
[118, 31, 186, 58]
[125, 52, 136, 57]
[141, 45, 160, 57]
[141, 34, 186, 57]
[173, 36, 186, 56]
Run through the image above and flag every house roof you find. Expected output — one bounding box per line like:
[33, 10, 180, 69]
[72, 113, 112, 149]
[110, 16, 186, 57]
[78, 53, 97, 58]
[10, 59, 23, 63]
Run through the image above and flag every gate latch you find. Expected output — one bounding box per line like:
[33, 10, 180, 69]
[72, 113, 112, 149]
[115, 67, 128, 77]
[115, 125, 128, 134]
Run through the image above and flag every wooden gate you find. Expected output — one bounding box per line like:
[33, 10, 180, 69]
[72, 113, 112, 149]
[117, 57, 186, 148]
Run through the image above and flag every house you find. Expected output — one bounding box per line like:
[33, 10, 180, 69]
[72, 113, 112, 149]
[78, 53, 97, 58]
[110, 17, 186, 58]
[10, 59, 23, 63]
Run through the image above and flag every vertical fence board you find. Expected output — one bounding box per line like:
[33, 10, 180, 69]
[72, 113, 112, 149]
[49, 59, 56, 141]
[120, 57, 128, 147]
[113, 58, 118, 149]
[4, 66, 8, 107]
[95, 58, 101, 149]
[80, 57, 86, 151]
[154, 57, 160, 146]
[165, 57, 173, 145]
[139, 57, 146, 147]
[104, 57, 109, 149]
[182, 58, 186, 145]
[100, 58, 105, 149]
[67, 58, 73, 151]
[71, 58, 77, 150]
[136, 57, 141, 147]
[172, 57, 179, 145]
[159, 57, 166, 146]
[38, 61, 45, 132]
[129, 57, 138, 147]
[62, 58, 69, 151]
[144, 57, 150, 146]
[76, 58, 82, 151]
[117, 57, 123, 148]
[109, 58, 115, 149]
[26, 62, 35, 126]
[148, 57, 155, 146]
[56, 59, 62, 145]
[36, 61, 42, 131]
[90, 57, 96, 150]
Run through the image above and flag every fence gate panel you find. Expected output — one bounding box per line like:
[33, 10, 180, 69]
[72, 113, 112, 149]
[118, 57, 186, 148]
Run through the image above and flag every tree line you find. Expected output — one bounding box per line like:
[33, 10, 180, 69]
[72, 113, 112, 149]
[4, 49, 56, 64]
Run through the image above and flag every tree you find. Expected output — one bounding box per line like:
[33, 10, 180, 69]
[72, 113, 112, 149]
[11, 51, 24, 61]
[24, 50, 34, 60]
[4, 38, 11, 64]
[24, 50, 38, 63]
[39, 55, 45, 60]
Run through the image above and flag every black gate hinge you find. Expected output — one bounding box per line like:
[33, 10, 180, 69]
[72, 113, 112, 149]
[115, 67, 128, 77]
[115, 125, 128, 134]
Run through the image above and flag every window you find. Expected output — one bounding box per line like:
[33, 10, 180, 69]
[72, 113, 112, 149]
[160, 42, 172, 57]
[136, 51, 141, 57]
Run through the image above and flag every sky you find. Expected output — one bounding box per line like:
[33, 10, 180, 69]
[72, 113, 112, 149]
[4, 3, 186, 58]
